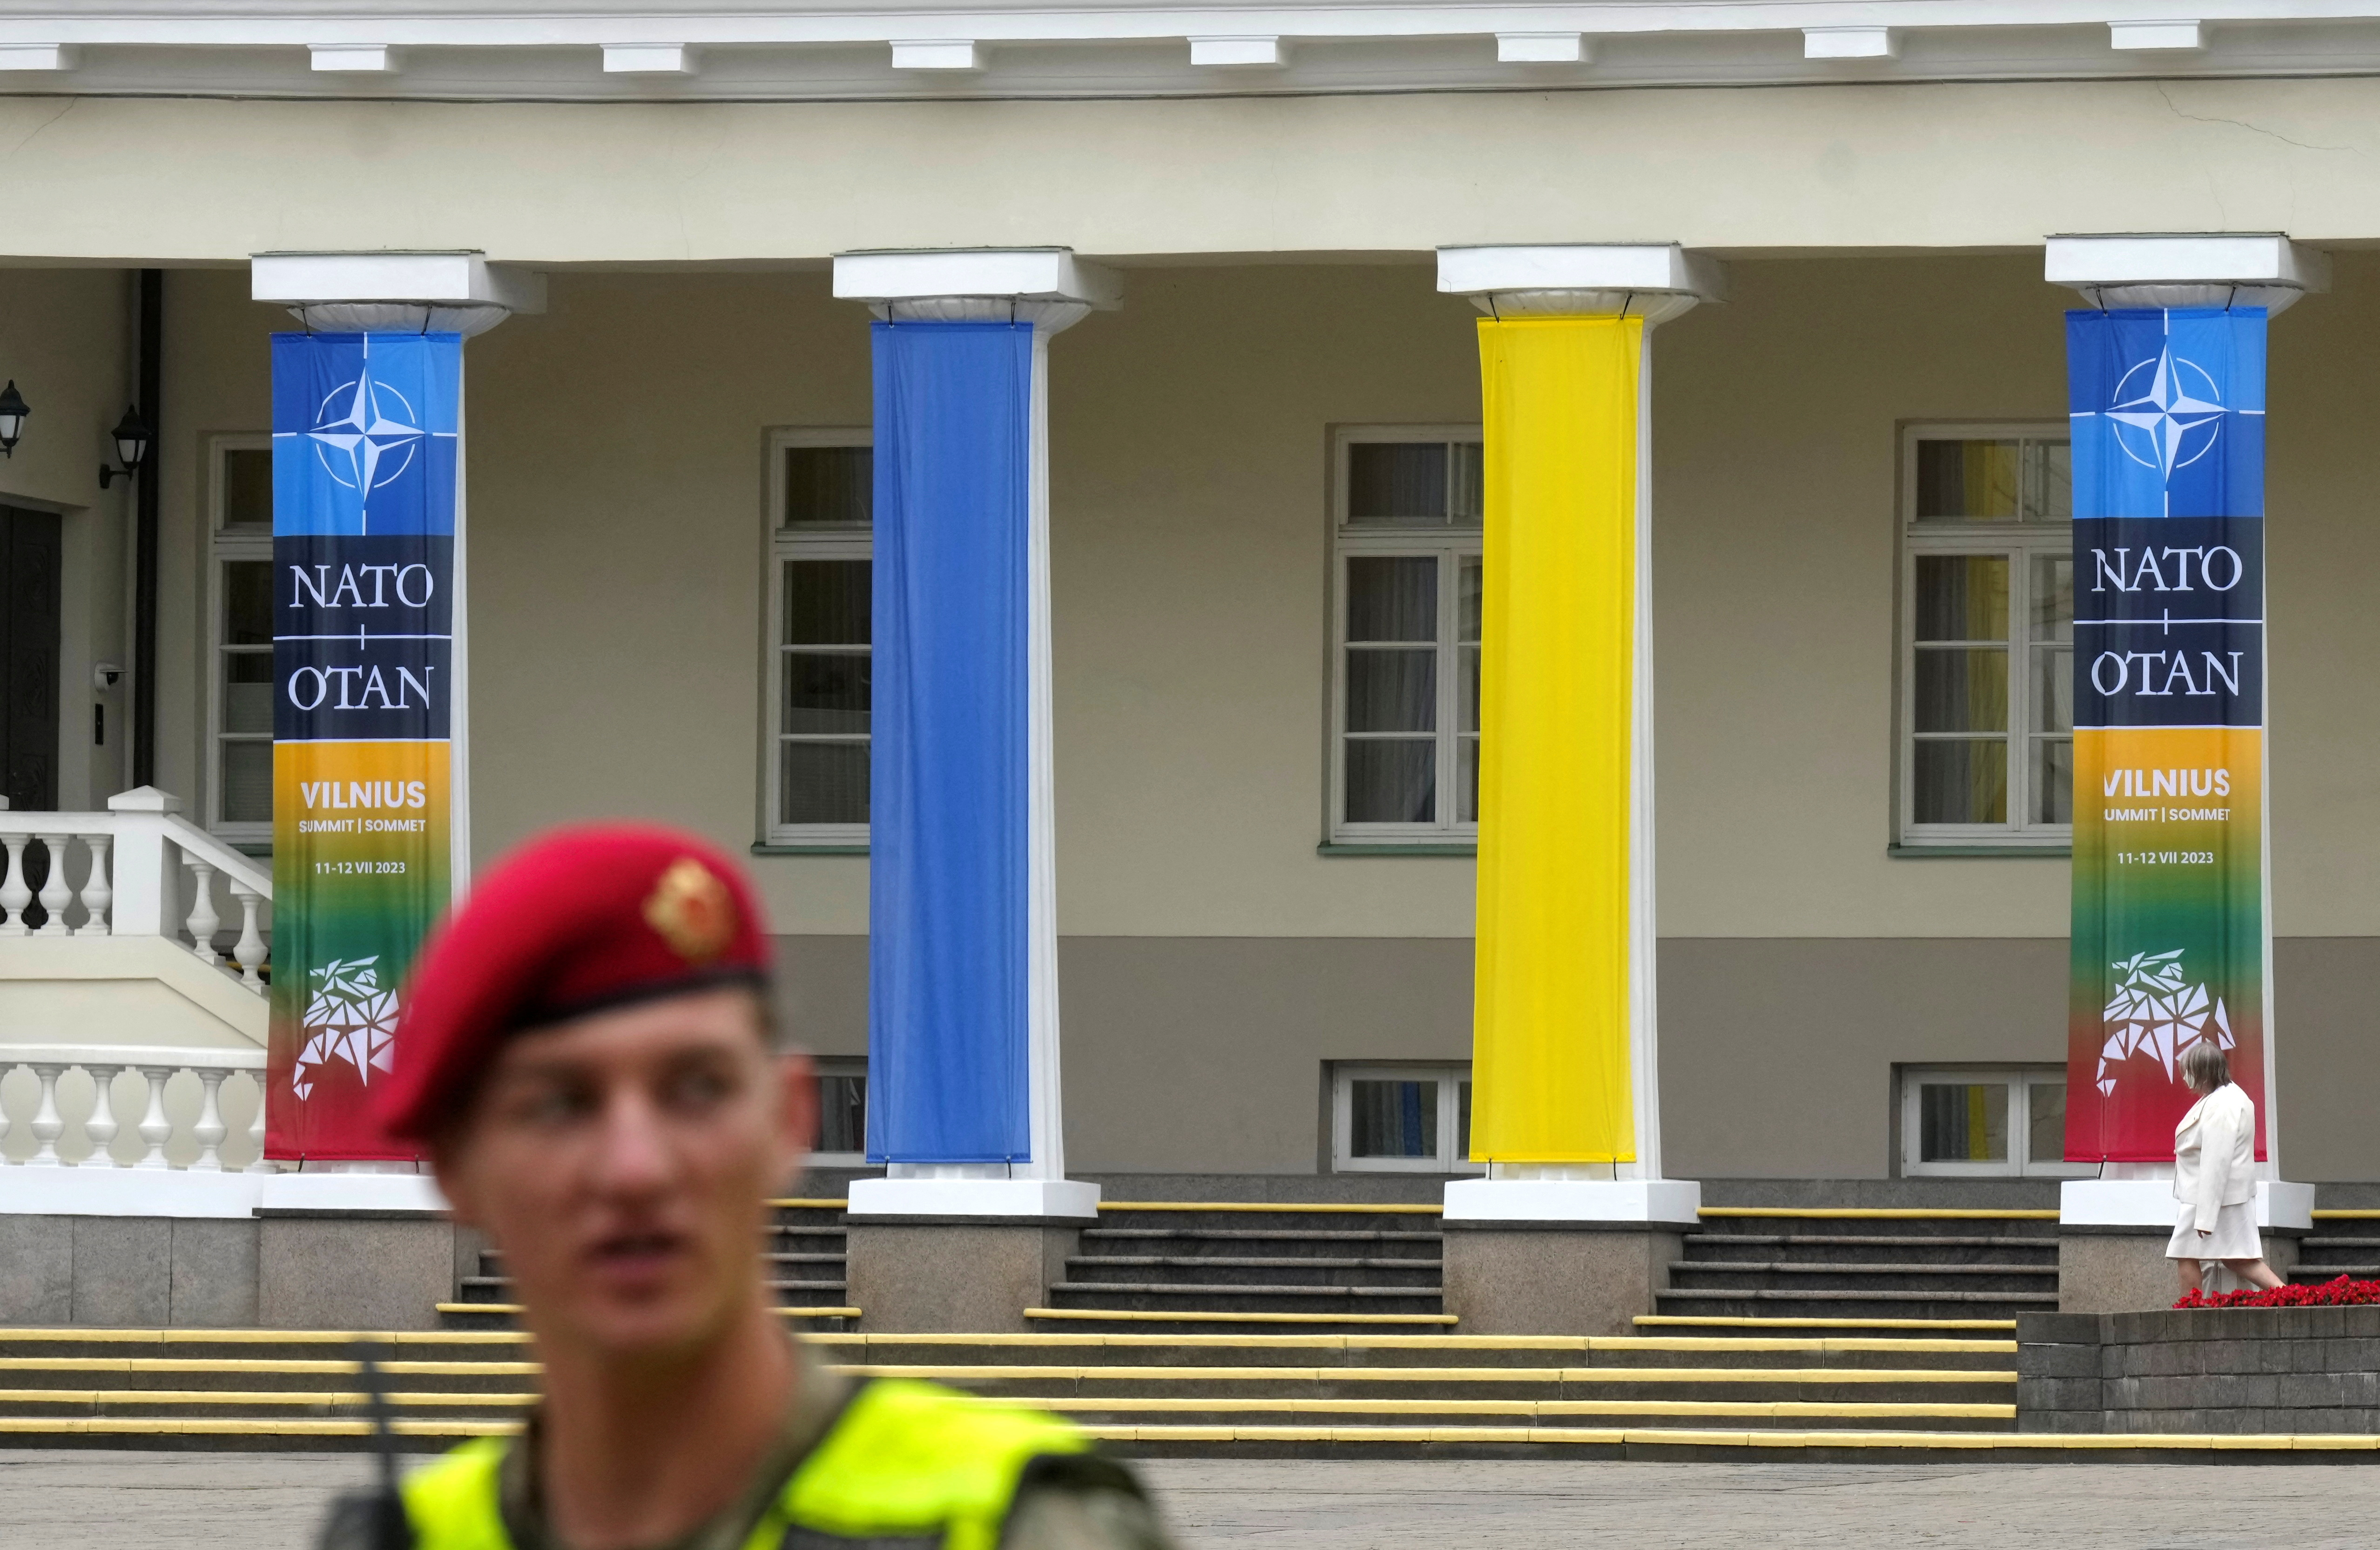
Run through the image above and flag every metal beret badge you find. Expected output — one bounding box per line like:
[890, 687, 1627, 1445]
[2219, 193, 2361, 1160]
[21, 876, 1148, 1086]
[642, 858, 737, 964]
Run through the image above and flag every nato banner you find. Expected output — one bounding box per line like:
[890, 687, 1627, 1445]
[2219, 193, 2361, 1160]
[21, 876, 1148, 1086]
[266, 332, 460, 1160]
[2065, 307, 2269, 1163]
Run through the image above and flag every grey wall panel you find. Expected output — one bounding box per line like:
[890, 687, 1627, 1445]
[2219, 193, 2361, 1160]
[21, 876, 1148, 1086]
[2271, 939, 2380, 1184]
[769, 933, 2380, 1180]
[1658, 937, 2069, 1180]
[1062, 936, 1476, 1175]
[770, 933, 868, 1057]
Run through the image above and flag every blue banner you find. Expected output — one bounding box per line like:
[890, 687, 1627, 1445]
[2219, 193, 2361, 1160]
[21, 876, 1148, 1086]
[867, 321, 1035, 1164]
[267, 332, 462, 1160]
[2066, 307, 2270, 1162]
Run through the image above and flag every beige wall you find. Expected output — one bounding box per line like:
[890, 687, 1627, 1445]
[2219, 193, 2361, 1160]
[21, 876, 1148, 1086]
[6, 79, 2380, 261]
[0, 268, 134, 812]
[145, 254, 2380, 943]
[116, 252, 2380, 1177]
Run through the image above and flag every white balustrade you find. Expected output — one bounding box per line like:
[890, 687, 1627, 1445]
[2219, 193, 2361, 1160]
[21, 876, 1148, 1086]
[0, 833, 28, 938]
[76, 835, 111, 936]
[228, 885, 267, 989]
[0, 1047, 270, 1171]
[0, 788, 269, 988]
[25, 1063, 64, 1166]
[183, 858, 222, 967]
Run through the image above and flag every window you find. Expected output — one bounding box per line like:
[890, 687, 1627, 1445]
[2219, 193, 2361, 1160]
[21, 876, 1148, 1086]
[1330, 428, 1483, 844]
[765, 431, 872, 846]
[207, 436, 274, 841]
[813, 1057, 869, 1166]
[1899, 1066, 2089, 1178]
[1899, 427, 2073, 847]
[1330, 1062, 1483, 1173]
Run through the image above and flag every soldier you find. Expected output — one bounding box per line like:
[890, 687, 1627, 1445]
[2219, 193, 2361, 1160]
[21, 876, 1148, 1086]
[321, 823, 1170, 1550]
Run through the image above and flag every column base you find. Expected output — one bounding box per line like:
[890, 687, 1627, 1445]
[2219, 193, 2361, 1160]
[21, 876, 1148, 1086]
[1440, 1178, 1700, 1336]
[1443, 1177, 1701, 1225]
[844, 1219, 1083, 1334]
[257, 1214, 456, 1331]
[2057, 1179, 2312, 1313]
[845, 1176, 1099, 1220]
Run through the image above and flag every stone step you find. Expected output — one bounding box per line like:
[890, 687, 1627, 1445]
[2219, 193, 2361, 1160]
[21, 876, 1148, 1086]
[1657, 1290, 2057, 1322]
[1044, 1284, 1444, 1317]
[1081, 1229, 1442, 1256]
[1691, 1212, 2058, 1241]
[1666, 1263, 2056, 1296]
[437, 1304, 860, 1333]
[1091, 1207, 1447, 1235]
[809, 1332, 2020, 1370]
[456, 1277, 846, 1305]
[1024, 1308, 1460, 1336]
[1061, 1256, 1443, 1289]
[1683, 1236, 2057, 1266]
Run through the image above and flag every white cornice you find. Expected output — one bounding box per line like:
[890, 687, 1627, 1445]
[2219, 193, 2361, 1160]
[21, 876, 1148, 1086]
[11, 1, 2380, 98]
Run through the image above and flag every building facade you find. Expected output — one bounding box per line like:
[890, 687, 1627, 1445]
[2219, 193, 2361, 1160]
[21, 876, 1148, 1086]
[4, 4, 2380, 1230]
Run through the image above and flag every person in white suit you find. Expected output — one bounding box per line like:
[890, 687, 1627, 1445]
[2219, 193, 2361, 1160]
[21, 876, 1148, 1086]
[2169, 1040, 2285, 1296]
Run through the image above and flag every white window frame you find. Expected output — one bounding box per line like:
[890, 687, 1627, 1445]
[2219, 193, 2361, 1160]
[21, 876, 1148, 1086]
[1329, 425, 1483, 846]
[1900, 1065, 2091, 1178]
[1330, 1062, 1484, 1174]
[1897, 422, 2074, 849]
[206, 433, 273, 844]
[811, 1056, 869, 1168]
[763, 427, 873, 848]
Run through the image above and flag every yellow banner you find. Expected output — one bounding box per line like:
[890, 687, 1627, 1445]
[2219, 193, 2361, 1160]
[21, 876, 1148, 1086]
[1471, 315, 1641, 1163]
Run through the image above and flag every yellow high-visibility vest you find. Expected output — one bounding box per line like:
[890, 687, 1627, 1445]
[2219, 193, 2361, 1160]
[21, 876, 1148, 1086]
[401, 1379, 1114, 1550]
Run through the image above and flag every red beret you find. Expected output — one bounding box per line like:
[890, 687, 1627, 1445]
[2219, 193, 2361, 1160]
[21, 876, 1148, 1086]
[376, 823, 772, 1139]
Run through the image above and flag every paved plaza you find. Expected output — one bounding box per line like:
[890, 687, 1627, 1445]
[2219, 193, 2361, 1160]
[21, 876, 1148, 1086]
[5, 1452, 2380, 1549]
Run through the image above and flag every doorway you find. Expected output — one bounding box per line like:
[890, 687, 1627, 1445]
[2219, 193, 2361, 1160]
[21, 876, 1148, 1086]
[0, 505, 62, 926]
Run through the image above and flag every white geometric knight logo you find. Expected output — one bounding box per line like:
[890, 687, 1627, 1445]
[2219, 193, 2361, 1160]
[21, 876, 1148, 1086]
[2096, 948, 2232, 1097]
[292, 956, 400, 1100]
[2105, 348, 2224, 476]
[308, 368, 425, 501]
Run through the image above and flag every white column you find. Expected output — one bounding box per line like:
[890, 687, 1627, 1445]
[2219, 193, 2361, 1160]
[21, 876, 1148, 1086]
[834, 249, 1119, 1222]
[249, 251, 546, 901]
[1434, 244, 1723, 1229]
[248, 253, 542, 1182]
[2048, 233, 2323, 1240]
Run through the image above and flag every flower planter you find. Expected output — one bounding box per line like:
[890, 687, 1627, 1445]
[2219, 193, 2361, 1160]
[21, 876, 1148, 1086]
[2019, 1305, 2380, 1434]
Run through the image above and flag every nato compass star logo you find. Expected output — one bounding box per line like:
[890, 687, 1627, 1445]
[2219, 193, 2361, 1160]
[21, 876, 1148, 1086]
[2106, 347, 2225, 477]
[307, 366, 424, 529]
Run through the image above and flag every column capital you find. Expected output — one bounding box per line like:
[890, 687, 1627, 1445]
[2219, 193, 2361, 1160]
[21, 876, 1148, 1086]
[250, 250, 546, 336]
[833, 246, 1120, 332]
[1437, 242, 1727, 324]
[2046, 232, 2330, 315]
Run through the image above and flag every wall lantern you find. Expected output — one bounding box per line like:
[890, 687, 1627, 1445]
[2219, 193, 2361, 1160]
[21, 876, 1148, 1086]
[0, 381, 28, 458]
[98, 406, 150, 488]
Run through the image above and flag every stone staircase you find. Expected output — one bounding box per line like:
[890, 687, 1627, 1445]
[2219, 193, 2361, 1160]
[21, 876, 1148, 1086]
[2289, 1211, 2380, 1284]
[0, 1318, 2025, 1455]
[1028, 1203, 1452, 1335]
[438, 1198, 857, 1332]
[1657, 1208, 2062, 1322]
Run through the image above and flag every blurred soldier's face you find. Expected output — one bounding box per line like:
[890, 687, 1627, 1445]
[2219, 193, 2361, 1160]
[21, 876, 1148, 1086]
[432, 988, 816, 1359]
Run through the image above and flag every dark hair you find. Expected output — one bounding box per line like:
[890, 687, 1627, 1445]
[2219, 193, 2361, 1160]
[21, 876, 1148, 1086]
[2181, 1041, 2232, 1093]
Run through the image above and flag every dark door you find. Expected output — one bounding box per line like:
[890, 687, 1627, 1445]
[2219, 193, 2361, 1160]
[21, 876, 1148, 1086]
[0, 506, 61, 926]
[0, 505, 61, 812]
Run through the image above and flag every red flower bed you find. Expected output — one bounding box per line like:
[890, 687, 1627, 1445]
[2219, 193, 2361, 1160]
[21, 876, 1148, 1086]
[2176, 1274, 2380, 1309]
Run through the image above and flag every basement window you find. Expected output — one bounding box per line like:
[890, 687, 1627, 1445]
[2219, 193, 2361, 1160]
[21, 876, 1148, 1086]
[1330, 1063, 1483, 1173]
[1899, 1066, 2091, 1178]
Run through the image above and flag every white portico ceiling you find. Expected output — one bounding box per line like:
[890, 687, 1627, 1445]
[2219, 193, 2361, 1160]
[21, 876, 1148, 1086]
[12, 1, 2380, 98]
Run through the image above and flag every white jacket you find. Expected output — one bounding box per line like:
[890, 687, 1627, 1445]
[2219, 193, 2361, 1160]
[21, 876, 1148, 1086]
[2173, 1080, 2257, 1231]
